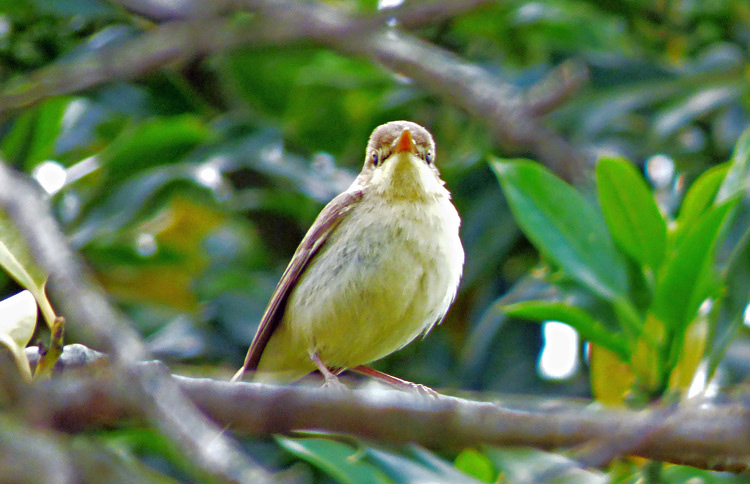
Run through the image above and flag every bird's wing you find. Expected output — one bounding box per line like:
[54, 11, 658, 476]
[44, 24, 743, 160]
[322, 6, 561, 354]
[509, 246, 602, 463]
[231, 187, 363, 381]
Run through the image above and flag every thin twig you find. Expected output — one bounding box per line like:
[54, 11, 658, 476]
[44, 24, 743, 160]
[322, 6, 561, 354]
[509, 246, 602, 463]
[526, 59, 590, 117]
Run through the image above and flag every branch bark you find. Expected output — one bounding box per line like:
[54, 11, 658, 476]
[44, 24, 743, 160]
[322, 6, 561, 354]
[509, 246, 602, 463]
[14, 356, 750, 474]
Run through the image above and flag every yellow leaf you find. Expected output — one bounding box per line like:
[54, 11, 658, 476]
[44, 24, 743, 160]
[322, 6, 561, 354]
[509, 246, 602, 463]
[96, 196, 226, 311]
[630, 314, 666, 393]
[590, 344, 635, 405]
[668, 315, 709, 393]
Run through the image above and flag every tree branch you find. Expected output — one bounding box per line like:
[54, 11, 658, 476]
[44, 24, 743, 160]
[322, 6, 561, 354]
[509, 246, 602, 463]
[0, 160, 283, 484]
[14, 356, 750, 474]
[0, 0, 586, 180]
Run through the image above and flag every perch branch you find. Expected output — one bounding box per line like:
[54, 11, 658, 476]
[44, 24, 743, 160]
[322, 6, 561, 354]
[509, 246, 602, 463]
[13, 354, 750, 474]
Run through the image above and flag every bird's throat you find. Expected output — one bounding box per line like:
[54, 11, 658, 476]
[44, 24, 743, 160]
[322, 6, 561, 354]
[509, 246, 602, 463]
[371, 152, 444, 202]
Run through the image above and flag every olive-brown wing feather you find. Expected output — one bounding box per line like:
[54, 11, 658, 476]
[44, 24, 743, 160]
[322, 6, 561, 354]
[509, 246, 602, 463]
[231, 188, 363, 381]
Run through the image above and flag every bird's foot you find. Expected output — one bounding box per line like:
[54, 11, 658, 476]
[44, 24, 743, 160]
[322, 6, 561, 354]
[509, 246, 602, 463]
[352, 365, 441, 398]
[321, 374, 349, 392]
[311, 352, 349, 392]
[409, 382, 439, 398]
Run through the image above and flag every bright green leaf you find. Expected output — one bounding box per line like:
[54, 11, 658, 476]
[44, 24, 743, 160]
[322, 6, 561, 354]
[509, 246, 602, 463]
[0, 291, 38, 381]
[674, 163, 728, 244]
[453, 449, 495, 483]
[276, 437, 391, 484]
[596, 156, 667, 270]
[503, 301, 627, 357]
[492, 159, 628, 302]
[652, 200, 737, 332]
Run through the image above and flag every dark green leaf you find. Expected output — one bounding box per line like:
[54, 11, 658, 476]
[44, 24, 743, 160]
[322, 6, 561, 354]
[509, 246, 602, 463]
[708, 223, 750, 376]
[31, 0, 115, 17]
[0, 0, 33, 14]
[596, 156, 667, 270]
[276, 437, 391, 484]
[492, 159, 628, 302]
[99, 115, 211, 184]
[503, 301, 627, 357]
[0, 97, 70, 168]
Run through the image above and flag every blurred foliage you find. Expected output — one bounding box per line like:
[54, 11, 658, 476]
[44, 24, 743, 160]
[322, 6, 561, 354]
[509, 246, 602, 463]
[0, 0, 749, 482]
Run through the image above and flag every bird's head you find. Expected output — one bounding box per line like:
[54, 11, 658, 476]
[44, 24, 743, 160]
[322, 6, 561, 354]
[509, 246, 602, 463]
[358, 121, 444, 199]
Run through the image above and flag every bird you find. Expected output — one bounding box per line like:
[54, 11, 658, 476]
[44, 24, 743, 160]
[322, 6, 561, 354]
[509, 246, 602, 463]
[231, 120, 464, 389]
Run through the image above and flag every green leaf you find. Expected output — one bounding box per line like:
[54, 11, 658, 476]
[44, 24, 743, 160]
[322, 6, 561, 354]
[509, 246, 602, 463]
[453, 449, 495, 483]
[30, 0, 115, 17]
[596, 158, 667, 271]
[276, 437, 391, 484]
[0, 0, 33, 14]
[596, 156, 667, 271]
[0, 97, 71, 169]
[653, 86, 739, 141]
[503, 301, 628, 357]
[100, 115, 211, 184]
[0, 291, 37, 381]
[33, 315, 64, 379]
[365, 447, 483, 484]
[0, 211, 47, 291]
[492, 159, 628, 302]
[708, 224, 750, 376]
[483, 447, 607, 484]
[674, 163, 728, 244]
[651, 200, 737, 332]
[717, 125, 750, 203]
[0, 210, 56, 328]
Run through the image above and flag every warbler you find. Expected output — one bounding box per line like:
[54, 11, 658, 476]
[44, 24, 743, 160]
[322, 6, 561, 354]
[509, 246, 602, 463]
[232, 121, 464, 387]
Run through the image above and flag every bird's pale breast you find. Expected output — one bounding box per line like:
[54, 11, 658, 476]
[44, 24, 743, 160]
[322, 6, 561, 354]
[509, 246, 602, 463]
[255, 190, 463, 382]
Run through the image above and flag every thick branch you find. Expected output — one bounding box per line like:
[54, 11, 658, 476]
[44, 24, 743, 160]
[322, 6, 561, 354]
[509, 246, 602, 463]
[17, 361, 750, 474]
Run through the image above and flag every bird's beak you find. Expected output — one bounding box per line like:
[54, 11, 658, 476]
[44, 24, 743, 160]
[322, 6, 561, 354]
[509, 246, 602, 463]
[392, 129, 416, 154]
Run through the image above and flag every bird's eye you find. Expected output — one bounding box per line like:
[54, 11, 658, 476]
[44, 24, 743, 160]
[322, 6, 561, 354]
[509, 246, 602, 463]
[425, 152, 433, 164]
[371, 151, 379, 166]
